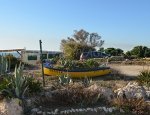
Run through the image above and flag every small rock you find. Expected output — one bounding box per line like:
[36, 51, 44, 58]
[98, 107, 102, 110]
[39, 106, 42, 109]
[120, 108, 124, 113]
[42, 112, 46, 115]
[90, 108, 94, 111]
[37, 111, 42, 115]
[71, 108, 75, 112]
[47, 112, 51, 114]
[54, 108, 59, 114]
[146, 91, 150, 98]
[87, 108, 91, 111]
[94, 108, 97, 112]
[79, 109, 83, 112]
[108, 108, 113, 112]
[31, 108, 39, 113]
[75, 109, 79, 112]
[60, 111, 64, 114]
[111, 107, 117, 111]
[83, 108, 87, 112]
[26, 99, 32, 107]
[103, 107, 108, 113]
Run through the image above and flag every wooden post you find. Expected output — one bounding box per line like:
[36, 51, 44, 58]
[39, 40, 45, 87]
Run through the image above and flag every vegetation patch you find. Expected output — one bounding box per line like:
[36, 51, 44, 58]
[137, 70, 150, 87]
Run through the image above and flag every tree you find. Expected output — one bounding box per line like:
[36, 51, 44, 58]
[130, 46, 150, 58]
[104, 48, 124, 56]
[125, 51, 131, 57]
[116, 48, 124, 56]
[144, 48, 150, 57]
[98, 47, 104, 52]
[60, 29, 104, 60]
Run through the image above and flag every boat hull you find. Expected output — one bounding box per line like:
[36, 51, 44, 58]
[44, 67, 111, 78]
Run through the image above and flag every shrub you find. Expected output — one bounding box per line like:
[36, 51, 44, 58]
[84, 59, 99, 68]
[137, 70, 150, 87]
[55, 59, 100, 70]
[34, 83, 101, 107]
[26, 77, 42, 94]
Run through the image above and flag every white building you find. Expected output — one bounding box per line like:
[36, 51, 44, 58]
[21, 50, 61, 65]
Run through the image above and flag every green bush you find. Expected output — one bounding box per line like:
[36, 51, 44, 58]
[137, 70, 150, 87]
[0, 77, 9, 92]
[84, 59, 99, 68]
[55, 59, 100, 70]
[27, 77, 42, 94]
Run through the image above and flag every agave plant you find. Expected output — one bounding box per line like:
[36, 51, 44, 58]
[13, 64, 28, 98]
[59, 74, 72, 85]
[3, 63, 28, 99]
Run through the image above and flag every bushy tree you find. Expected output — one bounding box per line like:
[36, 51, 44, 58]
[98, 47, 104, 52]
[130, 46, 150, 58]
[144, 48, 150, 57]
[104, 48, 124, 56]
[61, 29, 104, 60]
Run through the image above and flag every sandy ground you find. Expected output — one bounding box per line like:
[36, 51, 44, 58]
[109, 64, 150, 76]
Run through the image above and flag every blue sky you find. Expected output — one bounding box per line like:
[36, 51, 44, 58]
[0, 0, 150, 51]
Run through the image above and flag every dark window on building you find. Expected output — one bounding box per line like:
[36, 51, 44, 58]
[48, 54, 54, 59]
[42, 54, 47, 59]
[28, 55, 37, 60]
[48, 53, 60, 59]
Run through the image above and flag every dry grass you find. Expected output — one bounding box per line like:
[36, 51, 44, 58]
[34, 83, 107, 109]
[112, 98, 150, 115]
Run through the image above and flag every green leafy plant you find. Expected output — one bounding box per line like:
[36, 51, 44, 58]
[137, 70, 150, 87]
[0, 77, 10, 91]
[26, 77, 42, 94]
[85, 59, 99, 68]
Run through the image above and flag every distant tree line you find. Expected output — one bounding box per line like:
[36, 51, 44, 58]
[125, 46, 150, 58]
[99, 46, 150, 58]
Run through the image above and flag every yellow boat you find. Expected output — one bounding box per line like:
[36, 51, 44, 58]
[44, 67, 111, 78]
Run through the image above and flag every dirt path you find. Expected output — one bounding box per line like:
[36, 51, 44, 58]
[109, 64, 150, 76]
